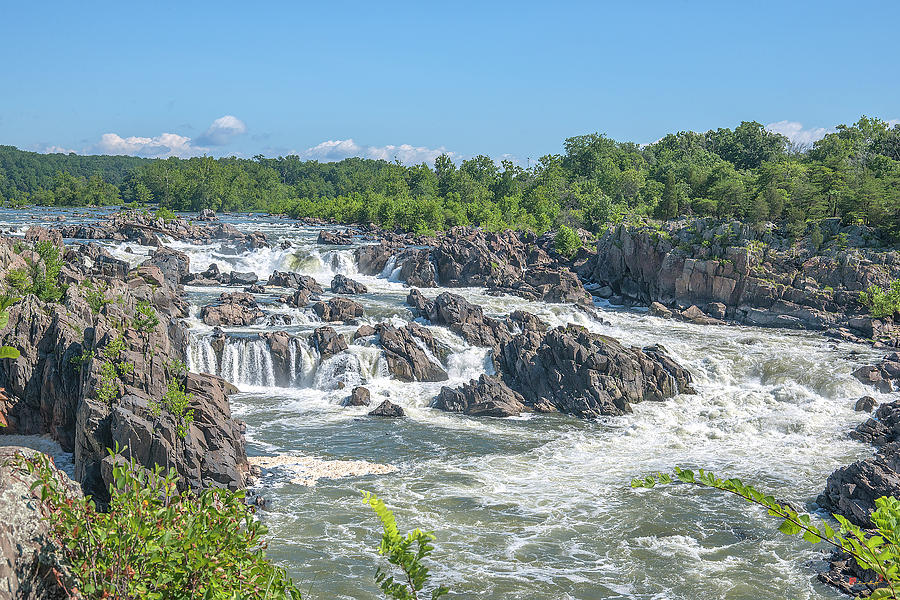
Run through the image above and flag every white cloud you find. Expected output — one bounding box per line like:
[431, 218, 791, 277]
[765, 120, 834, 146]
[299, 138, 457, 165]
[95, 132, 205, 158]
[195, 115, 247, 146]
[42, 145, 79, 154]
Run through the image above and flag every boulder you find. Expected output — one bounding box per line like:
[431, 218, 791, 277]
[855, 396, 878, 413]
[331, 273, 368, 295]
[312, 297, 364, 322]
[852, 400, 900, 445]
[376, 323, 448, 382]
[310, 326, 348, 360]
[648, 301, 672, 318]
[853, 354, 900, 393]
[353, 324, 377, 340]
[818, 443, 900, 527]
[198, 208, 217, 221]
[343, 386, 371, 407]
[318, 229, 353, 245]
[267, 271, 324, 294]
[200, 292, 264, 326]
[433, 374, 527, 417]
[229, 271, 258, 286]
[368, 399, 404, 417]
[147, 246, 190, 285]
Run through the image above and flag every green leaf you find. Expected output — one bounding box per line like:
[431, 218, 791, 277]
[777, 519, 801, 536]
[0, 345, 20, 359]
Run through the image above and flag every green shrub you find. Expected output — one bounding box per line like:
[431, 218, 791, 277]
[12, 448, 302, 600]
[860, 281, 900, 318]
[632, 468, 900, 599]
[27, 240, 65, 302]
[554, 225, 581, 258]
[95, 333, 133, 405]
[154, 206, 177, 222]
[151, 372, 195, 439]
[82, 281, 111, 314]
[5, 268, 29, 294]
[363, 492, 449, 600]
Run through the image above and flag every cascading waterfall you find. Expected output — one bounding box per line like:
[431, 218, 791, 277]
[222, 339, 276, 388]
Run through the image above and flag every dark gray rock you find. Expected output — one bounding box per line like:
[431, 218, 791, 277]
[310, 326, 349, 360]
[855, 395, 878, 413]
[368, 399, 404, 417]
[343, 386, 371, 407]
[331, 273, 368, 295]
[433, 374, 527, 417]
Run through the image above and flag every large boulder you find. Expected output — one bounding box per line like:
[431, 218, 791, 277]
[200, 292, 264, 326]
[368, 399, 404, 417]
[343, 386, 371, 407]
[331, 274, 368, 295]
[312, 297, 364, 322]
[818, 443, 900, 528]
[318, 229, 354, 245]
[853, 353, 900, 393]
[147, 246, 190, 285]
[267, 271, 324, 293]
[433, 374, 527, 417]
[310, 326, 348, 360]
[376, 323, 448, 382]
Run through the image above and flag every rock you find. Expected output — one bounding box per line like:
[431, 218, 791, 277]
[310, 326, 348, 360]
[433, 374, 527, 417]
[331, 273, 368, 295]
[343, 386, 371, 407]
[818, 442, 900, 527]
[368, 399, 404, 417]
[198, 208, 217, 221]
[679, 305, 722, 326]
[147, 246, 190, 285]
[267, 271, 324, 294]
[376, 323, 448, 382]
[229, 271, 258, 286]
[200, 292, 264, 326]
[355, 241, 397, 275]
[497, 325, 695, 418]
[414, 291, 517, 354]
[318, 229, 353, 245]
[853, 354, 900, 393]
[704, 302, 727, 320]
[185, 262, 224, 285]
[0, 447, 79, 599]
[396, 248, 437, 288]
[648, 301, 672, 318]
[855, 396, 878, 413]
[407, 288, 427, 313]
[353, 324, 377, 339]
[852, 400, 900, 445]
[24, 225, 63, 247]
[312, 297, 364, 322]
[246, 284, 266, 294]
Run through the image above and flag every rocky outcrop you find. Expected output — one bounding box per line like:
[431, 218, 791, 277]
[819, 442, 900, 528]
[318, 230, 354, 245]
[433, 374, 527, 417]
[375, 323, 448, 382]
[853, 353, 900, 393]
[0, 242, 249, 499]
[331, 274, 368, 295]
[200, 292, 264, 326]
[0, 446, 80, 599]
[268, 271, 324, 293]
[368, 400, 404, 417]
[312, 297, 364, 322]
[589, 219, 900, 337]
[852, 400, 900, 446]
[148, 246, 190, 285]
[310, 326, 348, 360]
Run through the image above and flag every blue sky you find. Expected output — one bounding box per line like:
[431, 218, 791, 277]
[1, 0, 897, 164]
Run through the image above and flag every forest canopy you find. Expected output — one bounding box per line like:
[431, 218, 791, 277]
[1, 116, 899, 239]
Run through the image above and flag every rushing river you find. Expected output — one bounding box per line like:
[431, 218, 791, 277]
[0, 207, 889, 599]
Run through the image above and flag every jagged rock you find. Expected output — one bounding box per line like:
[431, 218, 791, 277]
[198, 208, 217, 221]
[705, 302, 727, 320]
[407, 288, 427, 313]
[343, 386, 371, 407]
[855, 396, 878, 413]
[267, 271, 324, 294]
[318, 229, 353, 245]
[185, 262, 224, 286]
[355, 241, 397, 275]
[679, 305, 722, 326]
[24, 225, 63, 247]
[229, 271, 258, 286]
[818, 442, 900, 528]
[331, 273, 368, 295]
[200, 292, 264, 326]
[433, 374, 527, 417]
[246, 284, 266, 294]
[497, 325, 694, 418]
[310, 326, 348, 360]
[853, 353, 900, 393]
[396, 248, 437, 288]
[0, 446, 80, 599]
[353, 324, 377, 339]
[412, 291, 517, 353]
[312, 297, 364, 322]
[376, 323, 448, 382]
[648, 301, 672, 318]
[368, 399, 404, 417]
[852, 400, 900, 445]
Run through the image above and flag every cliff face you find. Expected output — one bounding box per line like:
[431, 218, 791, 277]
[588, 219, 900, 342]
[0, 232, 248, 500]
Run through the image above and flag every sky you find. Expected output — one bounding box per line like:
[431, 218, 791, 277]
[1, 0, 898, 165]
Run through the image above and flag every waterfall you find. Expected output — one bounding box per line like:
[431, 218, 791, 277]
[379, 255, 397, 279]
[222, 339, 276, 388]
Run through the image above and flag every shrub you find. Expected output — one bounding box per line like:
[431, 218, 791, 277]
[151, 371, 195, 439]
[95, 333, 133, 405]
[632, 468, 900, 599]
[554, 225, 581, 258]
[363, 492, 449, 600]
[27, 240, 65, 302]
[860, 281, 900, 318]
[154, 206, 177, 222]
[12, 448, 303, 600]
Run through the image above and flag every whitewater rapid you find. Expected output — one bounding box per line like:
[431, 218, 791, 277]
[0, 207, 887, 599]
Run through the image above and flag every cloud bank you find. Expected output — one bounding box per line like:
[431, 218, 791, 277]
[195, 115, 247, 146]
[297, 139, 457, 165]
[89, 115, 246, 158]
[765, 120, 834, 147]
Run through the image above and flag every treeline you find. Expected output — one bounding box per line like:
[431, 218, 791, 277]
[2, 116, 899, 239]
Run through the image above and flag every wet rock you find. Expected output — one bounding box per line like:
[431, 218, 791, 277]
[0, 446, 80, 599]
[318, 229, 353, 245]
[648, 301, 672, 318]
[433, 374, 527, 417]
[185, 262, 224, 286]
[331, 273, 368, 295]
[855, 396, 878, 413]
[268, 271, 324, 293]
[343, 386, 371, 407]
[353, 324, 377, 339]
[310, 326, 349, 360]
[229, 271, 258, 286]
[396, 248, 437, 288]
[407, 288, 427, 313]
[705, 302, 727, 320]
[368, 399, 404, 417]
[200, 292, 264, 326]
[679, 305, 722, 326]
[818, 442, 900, 528]
[246, 283, 266, 294]
[413, 291, 517, 353]
[376, 323, 448, 382]
[198, 208, 217, 221]
[852, 400, 900, 445]
[312, 297, 364, 322]
[147, 245, 191, 285]
[355, 241, 397, 275]
[853, 353, 900, 393]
